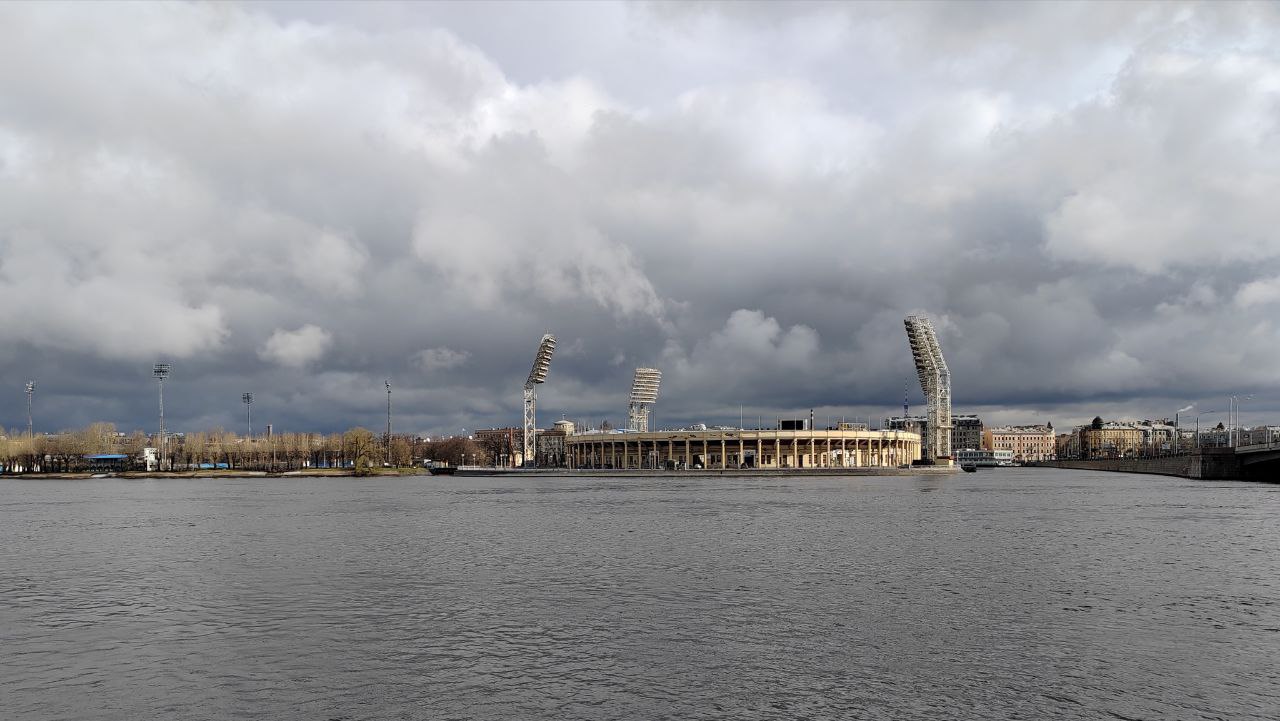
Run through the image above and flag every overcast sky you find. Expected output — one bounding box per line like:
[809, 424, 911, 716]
[2, 1, 1279, 437]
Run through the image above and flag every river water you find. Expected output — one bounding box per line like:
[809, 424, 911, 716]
[1, 469, 1277, 720]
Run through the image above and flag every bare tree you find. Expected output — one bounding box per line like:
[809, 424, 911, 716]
[344, 427, 377, 475]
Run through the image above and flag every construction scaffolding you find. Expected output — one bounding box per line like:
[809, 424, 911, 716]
[904, 315, 952, 462]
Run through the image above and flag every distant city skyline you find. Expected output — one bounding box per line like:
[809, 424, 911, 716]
[2, 1, 1278, 436]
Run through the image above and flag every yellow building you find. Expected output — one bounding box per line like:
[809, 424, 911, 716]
[1078, 421, 1144, 459]
[566, 428, 922, 470]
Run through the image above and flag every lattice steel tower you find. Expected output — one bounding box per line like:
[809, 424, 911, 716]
[627, 368, 662, 432]
[904, 315, 952, 462]
[154, 363, 171, 471]
[242, 392, 254, 436]
[25, 380, 35, 437]
[523, 334, 556, 466]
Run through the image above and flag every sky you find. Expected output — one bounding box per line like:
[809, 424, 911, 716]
[1, 0, 1279, 437]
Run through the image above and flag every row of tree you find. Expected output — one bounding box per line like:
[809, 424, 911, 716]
[0, 424, 487, 474]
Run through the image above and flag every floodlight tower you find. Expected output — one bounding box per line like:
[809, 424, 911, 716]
[153, 363, 171, 471]
[627, 368, 662, 432]
[523, 334, 556, 467]
[904, 315, 952, 463]
[242, 392, 254, 437]
[25, 380, 35, 436]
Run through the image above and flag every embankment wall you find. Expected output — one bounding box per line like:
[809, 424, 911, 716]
[1040, 452, 1241, 480]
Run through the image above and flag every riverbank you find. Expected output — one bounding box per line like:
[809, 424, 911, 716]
[1, 467, 430, 480]
[446, 466, 958, 478]
[5, 466, 957, 480]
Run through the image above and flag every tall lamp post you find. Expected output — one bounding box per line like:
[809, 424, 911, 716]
[153, 363, 171, 471]
[25, 380, 35, 437]
[242, 393, 254, 437]
[1194, 410, 1218, 449]
[1229, 394, 1253, 447]
[385, 380, 392, 467]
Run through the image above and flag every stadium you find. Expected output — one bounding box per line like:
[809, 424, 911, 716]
[565, 426, 921, 470]
[515, 315, 951, 471]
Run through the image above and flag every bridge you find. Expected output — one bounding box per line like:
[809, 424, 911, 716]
[1233, 441, 1280, 480]
[1043, 445, 1280, 481]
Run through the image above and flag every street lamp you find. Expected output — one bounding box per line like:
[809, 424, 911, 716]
[1229, 394, 1254, 447]
[1193, 410, 1218, 449]
[153, 363, 171, 471]
[242, 393, 254, 437]
[385, 380, 392, 467]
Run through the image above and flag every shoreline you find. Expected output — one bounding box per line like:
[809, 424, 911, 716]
[2, 466, 958, 480]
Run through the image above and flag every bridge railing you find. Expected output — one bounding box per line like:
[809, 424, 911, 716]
[1234, 440, 1280, 454]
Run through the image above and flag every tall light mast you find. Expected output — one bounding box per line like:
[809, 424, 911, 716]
[627, 368, 662, 432]
[25, 380, 35, 437]
[523, 334, 556, 467]
[153, 363, 171, 471]
[385, 380, 392, 467]
[242, 392, 254, 437]
[904, 315, 952, 463]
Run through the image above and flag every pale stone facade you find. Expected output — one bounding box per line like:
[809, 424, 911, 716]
[982, 425, 1055, 462]
[567, 428, 922, 470]
[1078, 423, 1144, 459]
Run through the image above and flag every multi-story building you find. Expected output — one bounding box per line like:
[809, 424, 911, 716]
[1238, 426, 1280, 446]
[536, 427, 568, 467]
[1135, 421, 1178, 454]
[474, 427, 524, 467]
[887, 416, 927, 438]
[982, 424, 1055, 462]
[953, 415, 983, 451]
[1055, 432, 1081, 460]
[1197, 425, 1230, 448]
[1077, 419, 1144, 459]
[889, 414, 981, 457]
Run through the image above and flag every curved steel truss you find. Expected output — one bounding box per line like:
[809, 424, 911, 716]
[904, 315, 952, 461]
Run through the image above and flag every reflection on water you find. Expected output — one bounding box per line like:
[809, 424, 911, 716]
[2, 469, 1277, 720]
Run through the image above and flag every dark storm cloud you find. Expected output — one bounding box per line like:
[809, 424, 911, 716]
[1, 1, 1278, 437]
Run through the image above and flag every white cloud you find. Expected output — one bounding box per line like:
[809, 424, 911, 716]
[1236, 277, 1280, 307]
[1042, 48, 1280, 273]
[2, 1, 1280, 433]
[675, 80, 882, 178]
[258, 325, 333, 368]
[289, 230, 369, 299]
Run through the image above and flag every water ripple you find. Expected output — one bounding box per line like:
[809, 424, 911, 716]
[1, 470, 1277, 720]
